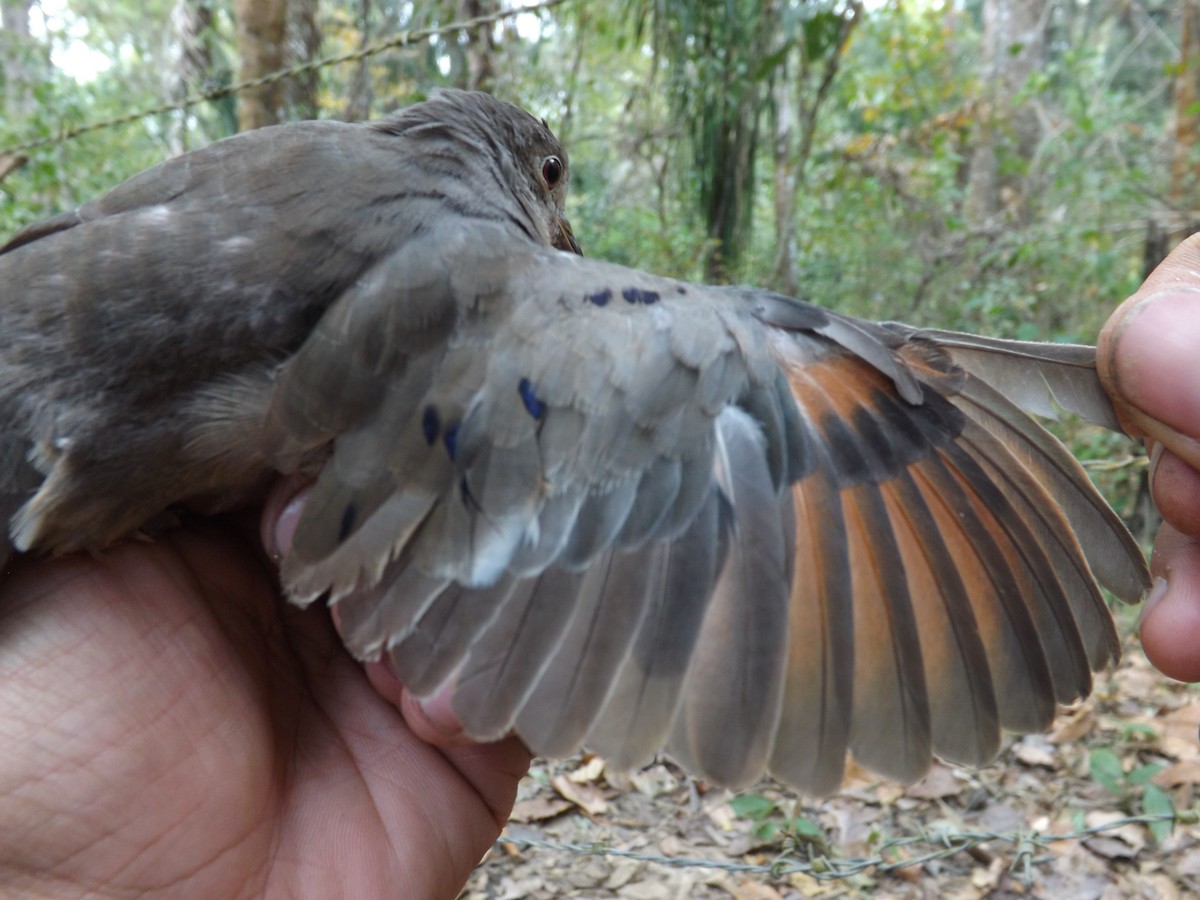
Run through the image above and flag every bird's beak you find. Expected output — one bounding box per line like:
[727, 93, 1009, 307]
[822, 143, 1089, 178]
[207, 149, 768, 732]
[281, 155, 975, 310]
[554, 215, 582, 256]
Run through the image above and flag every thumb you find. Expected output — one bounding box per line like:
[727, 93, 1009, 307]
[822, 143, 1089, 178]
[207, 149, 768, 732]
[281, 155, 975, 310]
[1098, 234, 1200, 470]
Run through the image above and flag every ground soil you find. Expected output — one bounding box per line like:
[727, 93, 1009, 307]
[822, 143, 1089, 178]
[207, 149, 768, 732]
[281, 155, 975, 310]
[464, 626, 1200, 899]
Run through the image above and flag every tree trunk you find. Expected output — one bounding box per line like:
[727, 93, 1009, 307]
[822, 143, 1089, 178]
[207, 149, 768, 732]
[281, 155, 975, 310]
[772, 71, 799, 296]
[287, 0, 321, 121]
[1, 0, 35, 116]
[703, 86, 762, 283]
[235, 0, 287, 131]
[702, 3, 777, 283]
[1170, 0, 1200, 245]
[343, 0, 374, 121]
[965, 0, 1047, 226]
[770, 0, 861, 296]
[169, 0, 226, 152]
[457, 0, 497, 93]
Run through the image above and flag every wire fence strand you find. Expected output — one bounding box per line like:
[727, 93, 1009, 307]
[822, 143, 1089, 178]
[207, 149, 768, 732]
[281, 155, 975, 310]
[0, 0, 568, 159]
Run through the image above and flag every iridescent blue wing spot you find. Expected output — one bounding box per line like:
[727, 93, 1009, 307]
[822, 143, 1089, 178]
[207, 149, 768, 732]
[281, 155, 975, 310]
[338, 503, 357, 542]
[621, 287, 660, 305]
[443, 422, 460, 460]
[585, 288, 612, 306]
[518, 377, 545, 419]
[422, 405, 440, 445]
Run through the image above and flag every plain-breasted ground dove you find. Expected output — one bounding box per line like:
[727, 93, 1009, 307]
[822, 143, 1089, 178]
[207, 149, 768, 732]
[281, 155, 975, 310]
[0, 90, 1149, 794]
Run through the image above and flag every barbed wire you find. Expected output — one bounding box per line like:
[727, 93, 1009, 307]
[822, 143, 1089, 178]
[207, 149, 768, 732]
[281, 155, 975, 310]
[0, 0, 569, 159]
[494, 807, 1197, 885]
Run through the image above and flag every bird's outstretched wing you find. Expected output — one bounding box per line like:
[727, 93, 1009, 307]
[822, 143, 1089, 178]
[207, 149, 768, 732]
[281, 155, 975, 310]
[269, 219, 1148, 794]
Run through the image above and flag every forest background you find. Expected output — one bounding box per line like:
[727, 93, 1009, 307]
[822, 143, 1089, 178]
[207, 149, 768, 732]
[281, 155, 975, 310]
[2, 0, 1193, 343]
[2, 1, 1199, 895]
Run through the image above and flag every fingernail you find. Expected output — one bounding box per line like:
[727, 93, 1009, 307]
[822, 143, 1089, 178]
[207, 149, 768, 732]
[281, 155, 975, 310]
[1139, 575, 1169, 629]
[408, 683, 463, 737]
[1113, 287, 1200, 432]
[274, 494, 307, 556]
[264, 482, 309, 561]
[393, 680, 471, 746]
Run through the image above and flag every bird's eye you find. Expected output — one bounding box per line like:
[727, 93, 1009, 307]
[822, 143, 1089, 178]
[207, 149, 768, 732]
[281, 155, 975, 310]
[542, 156, 563, 188]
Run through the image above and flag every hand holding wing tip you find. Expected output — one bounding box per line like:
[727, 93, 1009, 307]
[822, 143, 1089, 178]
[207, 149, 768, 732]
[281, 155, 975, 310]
[1099, 234, 1200, 683]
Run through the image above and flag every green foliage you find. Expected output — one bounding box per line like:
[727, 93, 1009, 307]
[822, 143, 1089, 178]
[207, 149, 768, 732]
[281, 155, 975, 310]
[1142, 783, 1176, 845]
[1, 77, 164, 235]
[1088, 746, 1127, 795]
[1088, 747, 1176, 844]
[631, 0, 779, 280]
[729, 794, 827, 849]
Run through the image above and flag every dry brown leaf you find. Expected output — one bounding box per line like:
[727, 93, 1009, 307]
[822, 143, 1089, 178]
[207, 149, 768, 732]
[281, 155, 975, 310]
[975, 800, 1024, 834]
[615, 764, 680, 799]
[1112, 655, 1165, 699]
[840, 757, 876, 792]
[874, 781, 906, 804]
[1177, 846, 1200, 876]
[490, 874, 542, 899]
[658, 835, 686, 857]
[1012, 734, 1058, 768]
[828, 800, 885, 854]
[1084, 810, 1146, 859]
[601, 858, 642, 890]
[971, 855, 1007, 891]
[1085, 836, 1141, 861]
[1159, 702, 1200, 738]
[1048, 707, 1096, 743]
[1152, 759, 1200, 788]
[733, 881, 785, 899]
[567, 756, 606, 784]
[1141, 873, 1182, 900]
[1149, 703, 1200, 761]
[705, 797, 740, 831]
[613, 879, 672, 899]
[906, 763, 963, 799]
[551, 774, 610, 816]
[509, 796, 573, 823]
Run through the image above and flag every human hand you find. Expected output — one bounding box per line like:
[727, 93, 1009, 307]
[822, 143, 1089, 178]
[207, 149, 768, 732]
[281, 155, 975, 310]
[0, 488, 530, 898]
[1099, 233, 1200, 682]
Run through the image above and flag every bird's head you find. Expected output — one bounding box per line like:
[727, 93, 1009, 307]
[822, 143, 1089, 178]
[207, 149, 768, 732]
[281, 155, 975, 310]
[397, 90, 582, 256]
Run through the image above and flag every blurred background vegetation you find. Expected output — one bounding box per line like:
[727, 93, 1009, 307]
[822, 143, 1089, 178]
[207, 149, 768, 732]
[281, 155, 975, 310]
[0, 0, 1192, 341]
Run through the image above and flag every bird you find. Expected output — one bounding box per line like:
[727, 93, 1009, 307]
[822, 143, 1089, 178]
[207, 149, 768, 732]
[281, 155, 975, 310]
[0, 89, 1149, 796]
